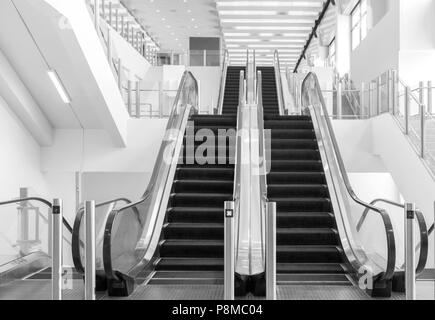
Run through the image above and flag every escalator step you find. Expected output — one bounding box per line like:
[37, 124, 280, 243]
[176, 167, 234, 180]
[173, 180, 233, 193]
[265, 120, 313, 130]
[277, 212, 335, 228]
[268, 172, 326, 184]
[277, 246, 343, 263]
[156, 258, 224, 271]
[271, 139, 318, 150]
[170, 193, 233, 207]
[268, 184, 329, 197]
[271, 197, 332, 212]
[277, 263, 346, 274]
[277, 228, 339, 245]
[167, 207, 224, 223]
[269, 160, 324, 172]
[164, 223, 224, 240]
[271, 129, 316, 139]
[160, 240, 224, 258]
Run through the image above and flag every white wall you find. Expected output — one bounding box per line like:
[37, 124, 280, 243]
[350, 0, 400, 85]
[188, 66, 221, 114]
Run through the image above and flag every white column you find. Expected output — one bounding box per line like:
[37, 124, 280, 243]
[335, 13, 351, 77]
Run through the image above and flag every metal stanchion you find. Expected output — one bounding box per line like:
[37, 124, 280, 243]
[405, 203, 416, 300]
[128, 80, 133, 116]
[224, 201, 235, 300]
[136, 81, 141, 118]
[368, 82, 373, 118]
[421, 103, 426, 158]
[266, 202, 276, 300]
[405, 86, 410, 135]
[428, 81, 432, 115]
[337, 82, 342, 119]
[361, 82, 366, 118]
[52, 199, 63, 300]
[85, 201, 96, 300]
[377, 77, 382, 115]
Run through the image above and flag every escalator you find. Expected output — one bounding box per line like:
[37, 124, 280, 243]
[259, 66, 351, 287]
[70, 67, 246, 296]
[259, 60, 430, 298]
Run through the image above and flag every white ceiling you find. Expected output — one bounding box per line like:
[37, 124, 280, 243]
[121, 0, 336, 68]
[121, 0, 222, 52]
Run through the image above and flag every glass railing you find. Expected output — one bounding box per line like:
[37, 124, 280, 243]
[0, 189, 73, 283]
[301, 72, 399, 288]
[101, 71, 199, 293]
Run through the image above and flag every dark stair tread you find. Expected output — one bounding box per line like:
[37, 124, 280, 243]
[277, 263, 346, 274]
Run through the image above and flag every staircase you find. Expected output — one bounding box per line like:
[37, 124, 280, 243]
[260, 66, 351, 286]
[148, 67, 244, 285]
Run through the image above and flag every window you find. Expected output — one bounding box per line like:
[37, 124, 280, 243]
[351, 0, 368, 50]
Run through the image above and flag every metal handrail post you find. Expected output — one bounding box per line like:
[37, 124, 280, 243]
[405, 86, 410, 135]
[428, 81, 433, 115]
[377, 77, 382, 115]
[52, 199, 63, 300]
[337, 81, 342, 119]
[84, 201, 96, 300]
[419, 81, 424, 106]
[128, 80, 133, 116]
[392, 70, 397, 115]
[136, 81, 141, 118]
[266, 202, 276, 300]
[224, 201, 235, 300]
[361, 82, 366, 118]
[421, 103, 425, 158]
[405, 203, 416, 300]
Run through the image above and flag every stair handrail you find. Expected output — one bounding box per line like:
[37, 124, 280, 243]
[257, 71, 268, 204]
[301, 72, 397, 281]
[356, 198, 429, 275]
[102, 71, 199, 286]
[273, 50, 286, 115]
[71, 197, 134, 273]
[0, 197, 73, 234]
[216, 50, 230, 115]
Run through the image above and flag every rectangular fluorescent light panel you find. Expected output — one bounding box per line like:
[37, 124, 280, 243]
[48, 70, 71, 104]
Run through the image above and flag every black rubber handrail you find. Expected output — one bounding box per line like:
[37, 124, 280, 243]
[357, 198, 429, 275]
[71, 197, 134, 274]
[301, 72, 397, 281]
[0, 197, 73, 234]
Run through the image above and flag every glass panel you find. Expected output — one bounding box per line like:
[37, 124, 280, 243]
[361, 13, 368, 40]
[352, 6, 361, 28]
[352, 24, 361, 50]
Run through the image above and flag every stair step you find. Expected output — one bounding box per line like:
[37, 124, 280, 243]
[277, 228, 339, 245]
[271, 139, 318, 150]
[277, 212, 335, 228]
[271, 129, 316, 139]
[268, 184, 329, 197]
[277, 245, 343, 263]
[156, 258, 224, 271]
[164, 223, 224, 240]
[167, 207, 224, 223]
[268, 172, 326, 184]
[271, 197, 332, 212]
[269, 160, 323, 172]
[170, 193, 232, 207]
[173, 180, 233, 193]
[277, 263, 346, 274]
[160, 240, 224, 258]
[265, 120, 313, 130]
[270, 149, 321, 160]
[176, 167, 234, 180]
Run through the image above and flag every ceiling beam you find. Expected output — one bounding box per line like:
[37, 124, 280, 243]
[293, 0, 335, 73]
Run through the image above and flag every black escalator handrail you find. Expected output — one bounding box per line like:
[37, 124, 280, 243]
[273, 50, 285, 116]
[357, 198, 429, 275]
[71, 197, 134, 274]
[103, 71, 199, 281]
[217, 50, 229, 115]
[0, 197, 73, 235]
[301, 72, 397, 281]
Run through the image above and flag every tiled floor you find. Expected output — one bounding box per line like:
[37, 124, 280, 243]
[0, 280, 433, 300]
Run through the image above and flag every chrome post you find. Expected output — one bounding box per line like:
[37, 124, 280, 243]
[405, 203, 416, 300]
[428, 81, 433, 115]
[368, 82, 372, 118]
[115, 9, 119, 32]
[84, 201, 96, 301]
[101, 0, 105, 20]
[387, 70, 392, 113]
[337, 81, 342, 119]
[361, 82, 366, 118]
[419, 81, 424, 106]
[75, 171, 82, 211]
[377, 77, 382, 115]
[108, 2, 112, 26]
[266, 202, 277, 300]
[19, 188, 29, 252]
[126, 22, 130, 42]
[107, 28, 112, 64]
[135, 81, 141, 118]
[121, 15, 124, 37]
[224, 201, 235, 300]
[52, 199, 63, 300]
[93, 0, 100, 30]
[203, 50, 207, 67]
[405, 86, 410, 135]
[392, 70, 397, 115]
[159, 81, 163, 118]
[127, 80, 133, 116]
[117, 58, 122, 91]
[131, 28, 134, 47]
[421, 103, 425, 158]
